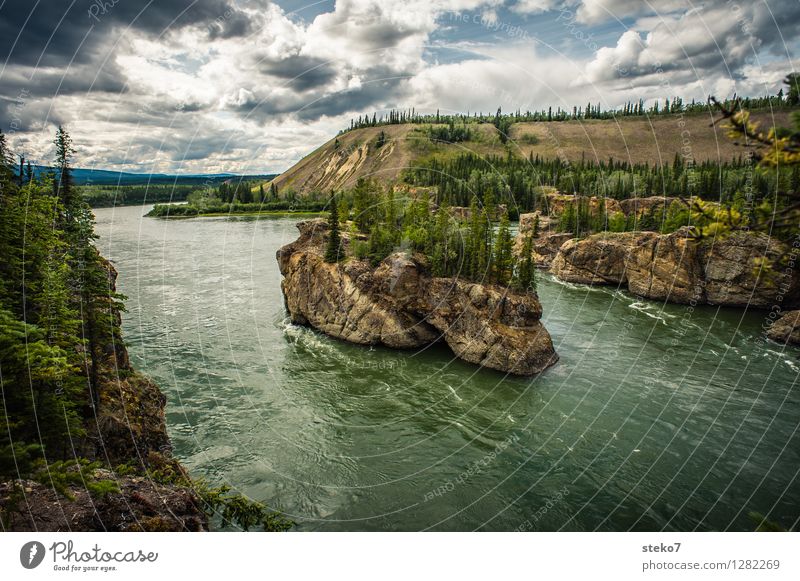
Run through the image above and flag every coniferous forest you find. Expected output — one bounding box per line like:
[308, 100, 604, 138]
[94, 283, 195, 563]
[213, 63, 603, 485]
[0, 127, 124, 484]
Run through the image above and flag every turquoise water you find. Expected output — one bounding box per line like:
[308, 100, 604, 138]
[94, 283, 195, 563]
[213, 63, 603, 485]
[94, 205, 800, 531]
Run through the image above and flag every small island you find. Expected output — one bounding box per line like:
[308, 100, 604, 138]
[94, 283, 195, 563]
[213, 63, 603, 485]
[277, 193, 558, 376]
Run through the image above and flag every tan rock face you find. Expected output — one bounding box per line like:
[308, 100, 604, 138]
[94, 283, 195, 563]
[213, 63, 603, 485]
[618, 196, 680, 217]
[551, 232, 656, 285]
[543, 193, 622, 217]
[278, 219, 558, 375]
[701, 232, 791, 307]
[549, 230, 799, 307]
[625, 230, 704, 303]
[513, 211, 571, 268]
[767, 310, 800, 345]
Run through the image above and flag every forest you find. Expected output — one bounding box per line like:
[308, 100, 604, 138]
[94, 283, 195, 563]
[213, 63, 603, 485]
[404, 152, 794, 224]
[0, 127, 290, 531]
[0, 127, 124, 488]
[147, 179, 327, 217]
[323, 183, 535, 293]
[342, 78, 799, 133]
[79, 184, 198, 207]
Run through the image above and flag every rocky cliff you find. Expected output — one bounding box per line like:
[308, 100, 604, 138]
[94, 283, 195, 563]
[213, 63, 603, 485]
[277, 220, 558, 375]
[0, 259, 208, 532]
[549, 229, 799, 308]
[767, 310, 800, 346]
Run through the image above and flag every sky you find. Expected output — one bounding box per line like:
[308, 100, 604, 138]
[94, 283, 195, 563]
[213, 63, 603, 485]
[1, 0, 798, 174]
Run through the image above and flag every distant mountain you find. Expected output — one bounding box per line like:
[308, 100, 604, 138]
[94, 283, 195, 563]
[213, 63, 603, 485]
[24, 165, 278, 186]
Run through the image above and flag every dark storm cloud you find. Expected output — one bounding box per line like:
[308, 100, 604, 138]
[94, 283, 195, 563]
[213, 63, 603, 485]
[207, 9, 256, 39]
[229, 71, 410, 123]
[294, 76, 409, 121]
[1, 58, 128, 98]
[257, 54, 338, 92]
[0, 0, 244, 67]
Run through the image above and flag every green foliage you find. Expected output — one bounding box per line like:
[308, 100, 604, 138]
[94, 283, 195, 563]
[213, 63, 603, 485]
[148, 198, 327, 217]
[426, 121, 472, 143]
[785, 74, 800, 107]
[193, 479, 293, 532]
[513, 234, 536, 293]
[79, 184, 197, 207]
[492, 212, 514, 286]
[351, 177, 379, 232]
[324, 193, 343, 263]
[406, 151, 785, 238]
[342, 93, 790, 136]
[0, 127, 129, 485]
[35, 459, 120, 501]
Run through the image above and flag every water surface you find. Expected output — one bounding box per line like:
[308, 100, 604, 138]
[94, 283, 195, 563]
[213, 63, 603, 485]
[94, 204, 800, 531]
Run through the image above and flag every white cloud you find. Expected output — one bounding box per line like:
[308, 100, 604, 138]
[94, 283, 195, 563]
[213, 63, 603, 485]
[511, 0, 564, 15]
[3, 0, 798, 174]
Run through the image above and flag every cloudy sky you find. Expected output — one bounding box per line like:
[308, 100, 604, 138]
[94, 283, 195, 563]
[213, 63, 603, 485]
[1, 0, 798, 174]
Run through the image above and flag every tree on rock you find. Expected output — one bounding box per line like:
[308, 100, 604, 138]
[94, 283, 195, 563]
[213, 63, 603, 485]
[513, 234, 536, 293]
[492, 211, 513, 286]
[324, 191, 343, 263]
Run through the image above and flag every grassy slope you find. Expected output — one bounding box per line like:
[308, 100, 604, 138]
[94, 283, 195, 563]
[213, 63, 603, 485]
[270, 109, 796, 196]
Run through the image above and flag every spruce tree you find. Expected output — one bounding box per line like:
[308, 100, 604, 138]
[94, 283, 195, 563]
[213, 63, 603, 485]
[492, 211, 513, 286]
[324, 192, 343, 263]
[513, 234, 536, 292]
[54, 126, 76, 216]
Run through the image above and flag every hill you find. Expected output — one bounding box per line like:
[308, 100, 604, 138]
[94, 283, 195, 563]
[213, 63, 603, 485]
[24, 165, 277, 186]
[271, 110, 795, 197]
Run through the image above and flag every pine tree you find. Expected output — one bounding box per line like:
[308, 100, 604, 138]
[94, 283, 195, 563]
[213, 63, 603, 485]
[0, 129, 14, 193]
[492, 211, 513, 286]
[513, 234, 536, 292]
[324, 192, 343, 263]
[54, 126, 77, 218]
[431, 203, 450, 276]
[785, 73, 800, 106]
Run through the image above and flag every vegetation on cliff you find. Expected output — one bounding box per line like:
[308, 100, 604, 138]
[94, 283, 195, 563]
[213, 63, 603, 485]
[337, 180, 535, 292]
[0, 127, 290, 531]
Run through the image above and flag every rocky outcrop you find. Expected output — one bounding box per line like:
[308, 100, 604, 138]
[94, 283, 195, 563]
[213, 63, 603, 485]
[702, 232, 793, 307]
[513, 211, 571, 268]
[551, 232, 657, 285]
[549, 230, 800, 307]
[624, 229, 705, 303]
[1, 257, 209, 532]
[543, 193, 622, 217]
[766, 310, 800, 346]
[277, 219, 558, 375]
[618, 196, 680, 217]
[1, 469, 207, 532]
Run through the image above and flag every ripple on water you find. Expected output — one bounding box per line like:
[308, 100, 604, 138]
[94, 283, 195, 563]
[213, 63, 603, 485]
[93, 207, 800, 531]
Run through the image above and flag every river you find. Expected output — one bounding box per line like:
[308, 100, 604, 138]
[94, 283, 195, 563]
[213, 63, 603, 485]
[94, 204, 800, 531]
